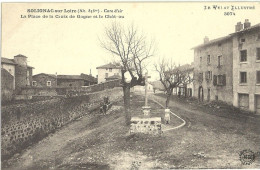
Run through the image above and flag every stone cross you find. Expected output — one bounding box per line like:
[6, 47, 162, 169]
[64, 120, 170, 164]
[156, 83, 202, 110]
[143, 72, 151, 117]
[145, 72, 149, 106]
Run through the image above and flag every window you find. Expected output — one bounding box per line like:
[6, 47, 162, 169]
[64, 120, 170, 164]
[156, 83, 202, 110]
[218, 55, 223, 67]
[47, 81, 51, 86]
[32, 81, 37, 86]
[257, 48, 260, 61]
[240, 50, 247, 62]
[213, 74, 226, 86]
[217, 75, 223, 85]
[109, 68, 112, 72]
[257, 34, 260, 40]
[207, 55, 211, 64]
[240, 72, 247, 83]
[199, 72, 203, 82]
[206, 71, 212, 80]
[240, 38, 245, 43]
[105, 73, 108, 78]
[257, 71, 260, 84]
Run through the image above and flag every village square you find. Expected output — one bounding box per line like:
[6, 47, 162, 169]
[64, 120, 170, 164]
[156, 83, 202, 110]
[1, 2, 260, 170]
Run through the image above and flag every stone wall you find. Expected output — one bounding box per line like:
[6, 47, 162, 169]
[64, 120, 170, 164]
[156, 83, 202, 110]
[57, 79, 84, 87]
[19, 79, 121, 97]
[1, 87, 123, 160]
[1, 68, 14, 102]
[130, 117, 162, 135]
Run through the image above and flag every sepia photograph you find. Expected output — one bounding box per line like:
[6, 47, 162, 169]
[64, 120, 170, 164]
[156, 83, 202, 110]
[1, 1, 260, 169]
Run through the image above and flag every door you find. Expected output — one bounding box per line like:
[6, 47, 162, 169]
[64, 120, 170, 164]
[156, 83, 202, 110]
[239, 93, 249, 110]
[256, 95, 260, 114]
[207, 88, 210, 101]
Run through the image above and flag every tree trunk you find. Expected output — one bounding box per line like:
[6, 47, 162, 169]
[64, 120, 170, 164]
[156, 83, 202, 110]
[165, 88, 173, 108]
[123, 85, 131, 125]
[166, 94, 171, 108]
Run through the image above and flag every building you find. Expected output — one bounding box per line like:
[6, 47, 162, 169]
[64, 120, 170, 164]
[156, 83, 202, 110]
[96, 63, 121, 83]
[1, 54, 34, 91]
[231, 20, 260, 113]
[32, 73, 57, 87]
[172, 64, 194, 97]
[32, 73, 97, 87]
[80, 73, 98, 86]
[1, 68, 14, 101]
[1, 57, 17, 89]
[193, 35, 233, 103]
[105, 74, 121, 81]
[57, 75, 84, 87]
[193, 19, 260, 114]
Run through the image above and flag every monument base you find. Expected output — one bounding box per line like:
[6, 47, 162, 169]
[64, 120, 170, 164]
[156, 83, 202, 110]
[130, 117, 162, 135]
[142, 106, 151, 117]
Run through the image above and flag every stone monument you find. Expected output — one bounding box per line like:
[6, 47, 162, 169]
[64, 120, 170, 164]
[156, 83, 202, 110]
[130, 72, 162, 135]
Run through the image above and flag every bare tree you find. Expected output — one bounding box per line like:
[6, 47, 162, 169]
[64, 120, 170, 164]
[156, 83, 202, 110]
[155, 58, 193, 108]
[100, 22, 155, 125]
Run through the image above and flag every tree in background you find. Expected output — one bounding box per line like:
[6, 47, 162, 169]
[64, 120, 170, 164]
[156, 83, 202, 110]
[100, 22, 155, 125]
[155, 58, 193, 108]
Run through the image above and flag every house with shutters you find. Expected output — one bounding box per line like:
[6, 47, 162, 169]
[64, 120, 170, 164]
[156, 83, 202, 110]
[193, 19, 260, 114]
[192, 35, 233, 104]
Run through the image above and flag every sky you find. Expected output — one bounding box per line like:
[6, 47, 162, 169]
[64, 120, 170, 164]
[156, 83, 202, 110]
[2, 2, 260, 81]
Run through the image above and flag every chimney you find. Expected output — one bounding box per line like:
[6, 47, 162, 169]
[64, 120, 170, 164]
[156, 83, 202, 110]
[204, 36, 209, 44]
[244, 19, 251, 29]
[235, 22, 243, 32]
[90, 69, 92, 76]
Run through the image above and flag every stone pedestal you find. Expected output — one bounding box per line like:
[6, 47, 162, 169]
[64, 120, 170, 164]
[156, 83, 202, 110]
[142, 106, 151, 117]
[130, 117, 162, 135]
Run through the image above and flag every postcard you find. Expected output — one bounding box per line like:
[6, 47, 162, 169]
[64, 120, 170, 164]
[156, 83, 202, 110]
[1, 2, 260, 169]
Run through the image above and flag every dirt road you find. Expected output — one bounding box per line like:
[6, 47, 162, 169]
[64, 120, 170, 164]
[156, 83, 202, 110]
[2, 94, 260, 169]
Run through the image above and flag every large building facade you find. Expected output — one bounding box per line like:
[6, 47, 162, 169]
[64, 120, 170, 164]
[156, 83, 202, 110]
[193, 36, 233, 104]
[232, 21, 260, 113]
[193, 20, 260, 114]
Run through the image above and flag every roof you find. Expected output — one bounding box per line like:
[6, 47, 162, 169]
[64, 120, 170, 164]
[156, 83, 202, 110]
[80, 73, 97, 82]
[96, 63, 121, 69]
[33, 73, 57, 78]
[57, 75, 83, 80]
[105, 75, 121, 80]
[27, 65, 34, 69]
[14, 54, 27, 58]
[2, 57, 34, 68]
[192, 23, 260, 50]
[192, 35, 232, 49]
[230, 23, 260, 35]
[1, 57, 17, 65]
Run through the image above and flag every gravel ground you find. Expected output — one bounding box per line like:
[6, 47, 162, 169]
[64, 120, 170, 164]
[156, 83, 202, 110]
[2, 93, 260, 169]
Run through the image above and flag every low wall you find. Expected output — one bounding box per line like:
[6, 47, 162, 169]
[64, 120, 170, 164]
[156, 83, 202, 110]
[1, 87, 123, 160]
[19, 79, 121, 96]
